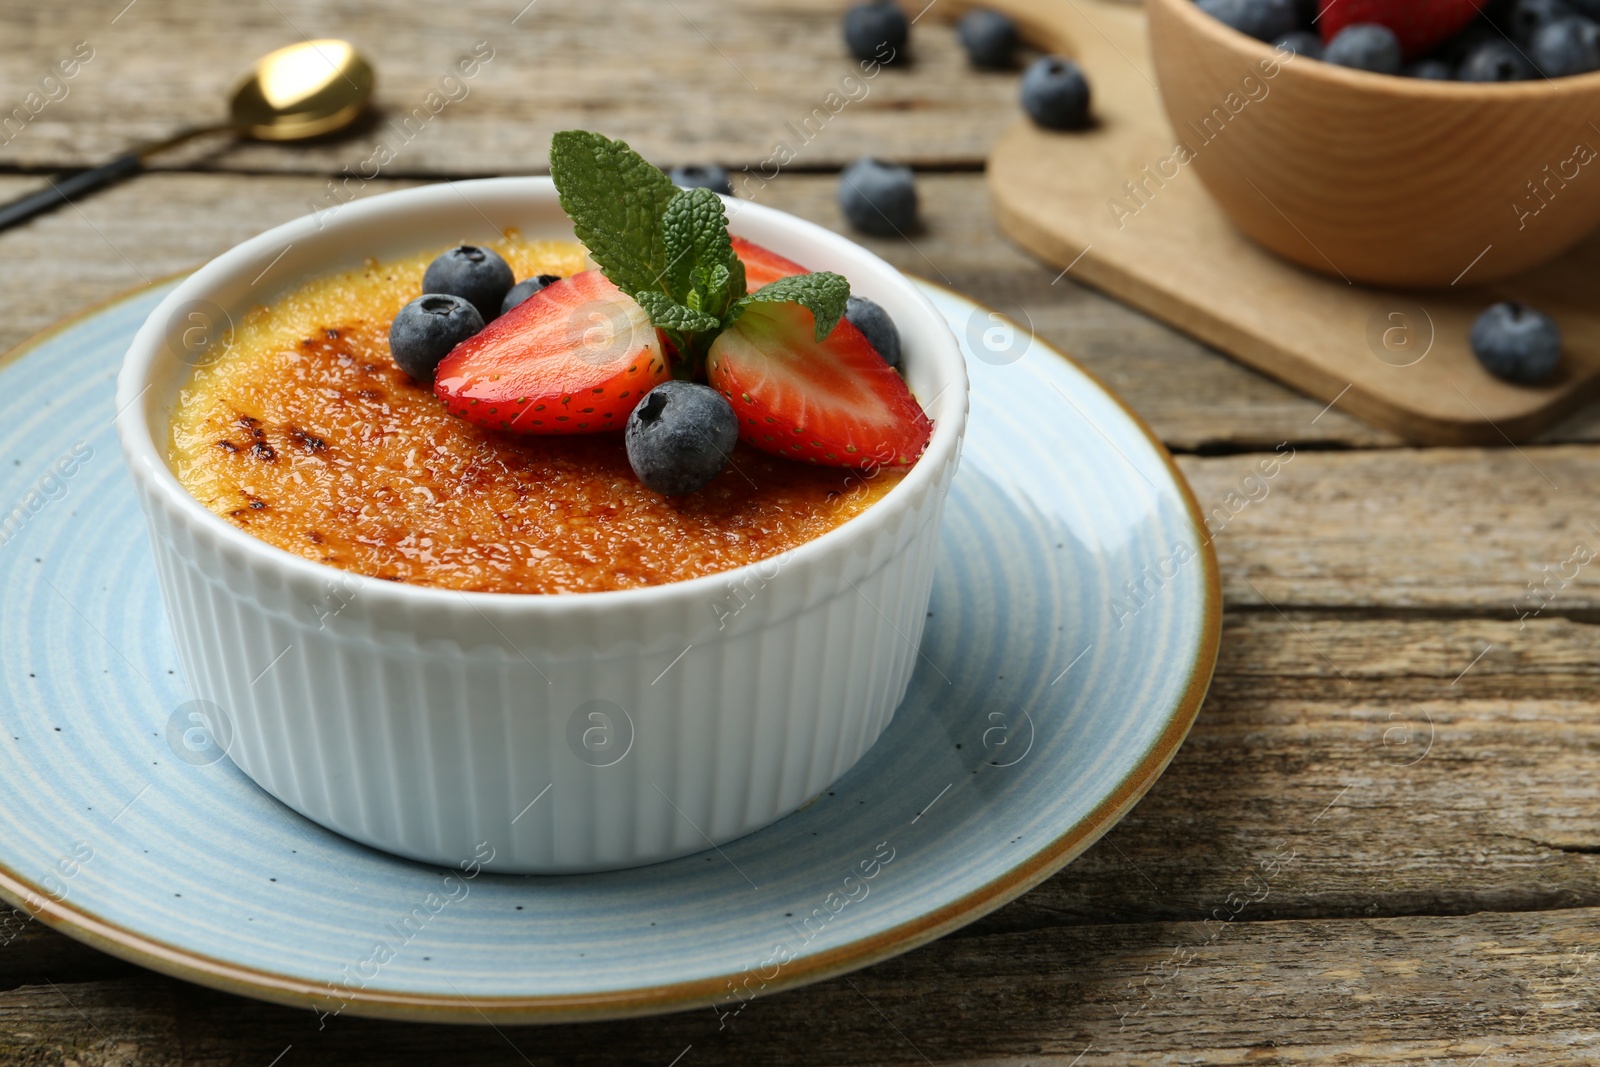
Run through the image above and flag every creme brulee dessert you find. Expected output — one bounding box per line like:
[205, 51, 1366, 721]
[169, 133, 931, 596]
[169, 237, 915, 594]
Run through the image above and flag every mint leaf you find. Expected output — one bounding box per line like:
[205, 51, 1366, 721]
[634, 290, 722, 334]
[549, 131, 676, 299]
[661, 188, 719, 299]
[662, 187, 743, 318]
[732, 271, 851, 340]
[697, 262, 732, 314]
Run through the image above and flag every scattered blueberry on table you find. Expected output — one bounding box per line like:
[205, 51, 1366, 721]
[1021, 56, 1092, 130]
[421, 245, 515, 323]
[843, 1, 909, 63]
[669, 164, 733, 195]
[1324, 23, 1403, 73]
[838, 157, 918, 235]
[501, 274, 563, 315]
[389, 294, 484, 382]
[1470, 302, 1563, 384]
[958, 8, 1019, 68]
[625, 381, 740, 496]
[845, 295, 902, 371]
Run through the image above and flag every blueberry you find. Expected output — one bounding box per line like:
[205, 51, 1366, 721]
[1323, 24, 1403, 73]
[845, 295, 902, 370]
[1470, 302, 1562, 384]
[669, 164, 733, 195]
[388, 294, 483, 382]
[1274, 30, 1324, 58]
[1404, 57, 1455, 78]
[625, 381, 739, 496]
[843, 2, 908, 63]
[958, 9, 1019, 68]
[838, 157, 918, 235]
[421, 245, 514, 324]
[1438, 20, 1501, 64]
[1509, 0, 1573, 42]
[501, 274, 562, 315]
[1458, 38, 1538, 79]
[1532, 15, 1600, 74]
[1020, 56, 1092, 130]
[1196, 0, 1299, 41]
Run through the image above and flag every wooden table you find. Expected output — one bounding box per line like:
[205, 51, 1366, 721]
[3, 1, 1598, 1062]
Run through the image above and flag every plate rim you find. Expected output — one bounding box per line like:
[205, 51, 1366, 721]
[0, 275, 1222, 1025]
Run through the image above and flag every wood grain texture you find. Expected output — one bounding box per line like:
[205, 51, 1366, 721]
[1179, 445, 1600, 610]
[978, 0, 1600, 444]
[997, 610, 1600, 929]
[0, 0, 1019, 174]
[4, 907, 1600, 1065]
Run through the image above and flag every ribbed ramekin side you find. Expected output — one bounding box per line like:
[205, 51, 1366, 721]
[114, 171, 970, 871]
[126, 379, 963, 873]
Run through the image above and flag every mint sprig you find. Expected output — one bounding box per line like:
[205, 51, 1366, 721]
[549, 130, 850, 374]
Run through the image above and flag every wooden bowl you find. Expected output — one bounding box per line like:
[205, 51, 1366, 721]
[1146, 0, 1600, 287]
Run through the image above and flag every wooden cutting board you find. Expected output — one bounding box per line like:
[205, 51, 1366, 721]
[960, 0, 1600, 444]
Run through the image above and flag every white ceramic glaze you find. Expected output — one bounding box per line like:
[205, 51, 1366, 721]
[114, 179, 968, 873]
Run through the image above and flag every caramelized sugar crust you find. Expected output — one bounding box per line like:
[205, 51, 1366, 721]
[168, 238, 903, 594]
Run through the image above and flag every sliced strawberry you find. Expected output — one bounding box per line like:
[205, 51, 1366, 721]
[706, 301, 931, 467]
[434, 270, 669, 434]
[731, 236, 807, 290]
[1318, 0, 1482, 59]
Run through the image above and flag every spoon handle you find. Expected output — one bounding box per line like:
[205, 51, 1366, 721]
[0, 153, 143, 232]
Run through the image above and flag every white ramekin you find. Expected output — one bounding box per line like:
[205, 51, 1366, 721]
[115, 177, 968, 873]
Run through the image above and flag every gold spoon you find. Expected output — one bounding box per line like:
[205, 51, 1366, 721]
[0, 39, 374, 231]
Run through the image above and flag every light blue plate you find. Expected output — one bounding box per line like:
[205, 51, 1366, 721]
[0, 279, 1218, 1023]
